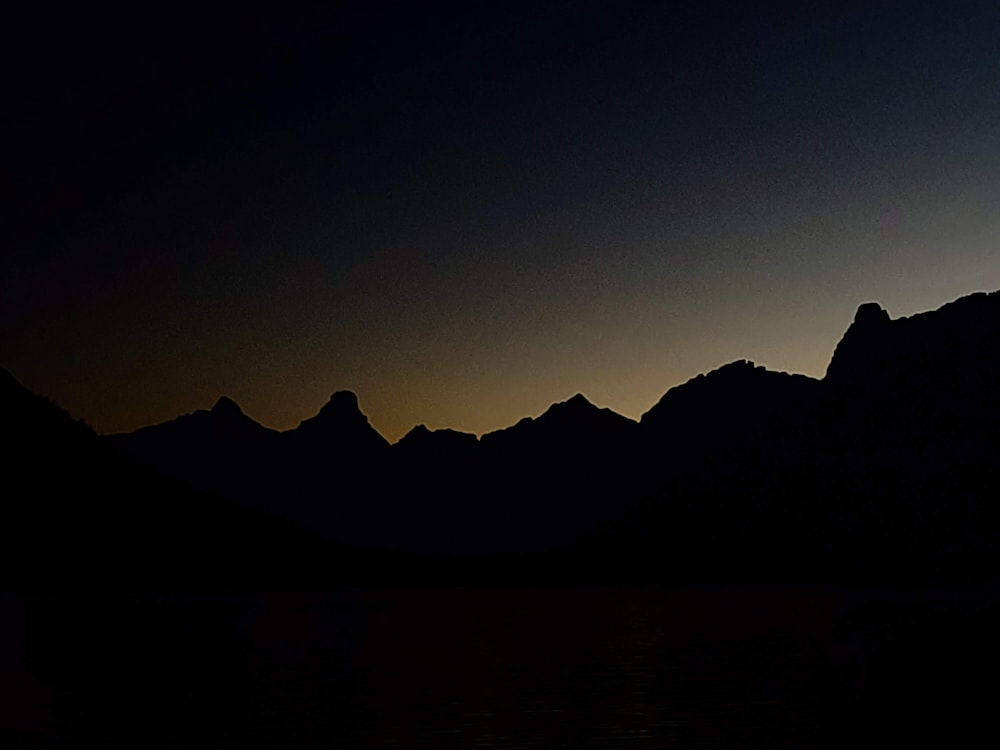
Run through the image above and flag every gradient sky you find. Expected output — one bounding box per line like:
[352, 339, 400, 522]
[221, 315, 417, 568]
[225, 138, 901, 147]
[5, 1, 1000, 442]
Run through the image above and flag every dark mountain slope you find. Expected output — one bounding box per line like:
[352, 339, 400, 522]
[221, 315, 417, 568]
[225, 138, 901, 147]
[109, 395, 279, 507]
[641, 360, 821, 443]
[813, 291, 1000, 578]
[384, 426, 483, 553]
[623, 291, 1000, 582]
[1, 369, 339, 587]
[482, 393, 637, 455]
[395, 424, 479, 459]
[111, 389, 393, 543]
[283, 390, 390, 457]
[476, 394, 642, 552]
[638, 360, 823, 498]
[272, 390, 394, 544]
[96, 288, 1000, 582]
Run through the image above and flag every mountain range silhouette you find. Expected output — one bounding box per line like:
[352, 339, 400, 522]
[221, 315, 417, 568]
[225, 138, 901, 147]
[4, 289, 998, 583]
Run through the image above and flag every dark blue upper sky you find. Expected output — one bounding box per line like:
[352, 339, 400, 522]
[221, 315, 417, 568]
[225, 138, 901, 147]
[5, 1, 999, 439]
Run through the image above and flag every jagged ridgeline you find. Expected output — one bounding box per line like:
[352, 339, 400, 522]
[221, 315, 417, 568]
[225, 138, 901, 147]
[4, 290, 999, 583]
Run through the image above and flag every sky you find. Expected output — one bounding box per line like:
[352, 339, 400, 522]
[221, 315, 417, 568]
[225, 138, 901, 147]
[4, 1, 1000, 442]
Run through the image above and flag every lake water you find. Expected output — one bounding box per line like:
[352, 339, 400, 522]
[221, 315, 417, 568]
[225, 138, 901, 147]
[0, 586, 993, 748]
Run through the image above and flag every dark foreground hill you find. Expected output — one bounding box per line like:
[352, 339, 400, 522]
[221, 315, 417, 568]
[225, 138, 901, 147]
[10, 288, 1000, 583]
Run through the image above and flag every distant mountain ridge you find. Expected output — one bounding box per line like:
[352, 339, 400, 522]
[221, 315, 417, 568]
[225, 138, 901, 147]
[9, 288, 1000, 581]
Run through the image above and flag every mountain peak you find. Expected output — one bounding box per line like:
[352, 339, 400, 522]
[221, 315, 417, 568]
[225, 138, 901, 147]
[307, 390, 366, 424]
[825, 301, 893, 382]
[211, 395, 244, 417]
[327, 390, 360, 410]
[536, 393, 597, 422]
[291, 390, 388, 451]
[558, 393, 594, 409]
[854, 301, 890, 327]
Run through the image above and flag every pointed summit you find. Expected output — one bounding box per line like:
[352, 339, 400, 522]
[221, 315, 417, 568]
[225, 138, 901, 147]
[211, 395, 244, 417]
[400, 423, 432, 440]
[540, 392, 596, 420]
[482, 391, 635, 453]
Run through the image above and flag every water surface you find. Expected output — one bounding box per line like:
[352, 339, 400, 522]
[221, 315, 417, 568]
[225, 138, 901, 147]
[1, 586, 988, 748]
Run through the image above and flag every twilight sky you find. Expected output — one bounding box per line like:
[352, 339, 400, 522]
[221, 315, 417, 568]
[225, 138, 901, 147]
[5, 1, 1000, 441]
